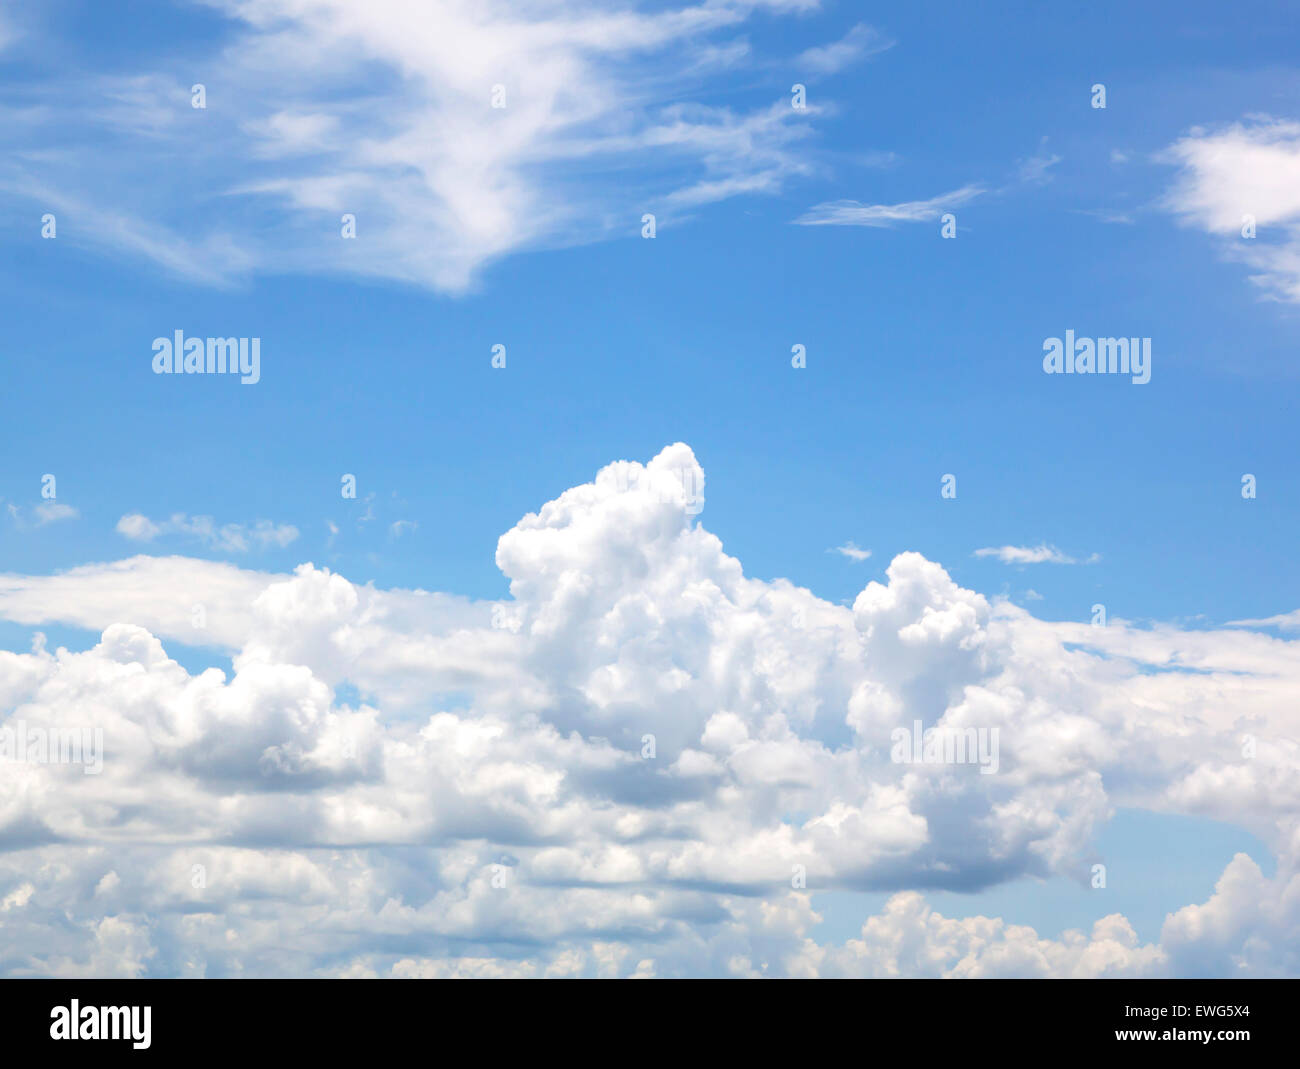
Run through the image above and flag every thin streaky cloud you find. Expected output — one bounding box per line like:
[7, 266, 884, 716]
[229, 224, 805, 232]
[796, 23, 893, 76]
[117, 512, 299, 553]
[1016, 150, 1061, 185]
[830, 541, 872, 561]
[974, 544, 1097, 565]
[796, 140, 1064, 230]
[34, 503, 78, 526]
[1227, 609, 1300, 631]
[795, 184, 984, 227]
[1072, 207, 1136, 225]
[0, 0, 845, 293]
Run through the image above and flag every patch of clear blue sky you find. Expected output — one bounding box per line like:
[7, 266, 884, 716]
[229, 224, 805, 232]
[0, 0, 1296, 939]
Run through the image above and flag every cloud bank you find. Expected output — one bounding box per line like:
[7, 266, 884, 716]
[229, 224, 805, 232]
[0, 444, 1297, 977]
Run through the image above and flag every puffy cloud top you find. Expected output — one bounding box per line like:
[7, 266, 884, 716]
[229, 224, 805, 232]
[0, 444, 1296, 977]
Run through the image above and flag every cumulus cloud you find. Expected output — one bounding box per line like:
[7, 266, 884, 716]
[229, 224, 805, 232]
[115, 513, 160, 541]
[807, 893, 1167, 978]
[1161, 117, 1300, 302]
[117, 513, 299, 553]
[0, 444, 1296, 977]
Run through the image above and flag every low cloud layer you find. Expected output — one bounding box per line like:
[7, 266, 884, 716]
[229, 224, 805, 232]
[0, 444, 1296, 977]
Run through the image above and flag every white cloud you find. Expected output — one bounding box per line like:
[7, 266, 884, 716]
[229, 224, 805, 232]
[0, 444, 1296, 976]
[117, 513, 298, 553]
[2, 0, 837, 292]
[1, 882, 33, 911]
[796, 24, 892, 76]
[830, 541, 871, 561]
[115, 514, 160, 541]
[33, 503, 78, 526]
[973, 544, 1094, 565]
[0, 556, 274, 652]
[1227, 609, 1300, 631]
[795, 184, 983, 227]
[1163, 118, 1300, 235]
[808, 892, 1167, 978]
[1016, 149, 1061, 185]
[1073, 207, 1135, 225]
[1161, 117, 1300, 302]
[795, 138, 1062, 229]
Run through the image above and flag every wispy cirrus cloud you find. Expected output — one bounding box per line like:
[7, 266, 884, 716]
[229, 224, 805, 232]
[1015, 148, 1061, 185]
[117, 512, 298, 553]
[1072, 207, 1135, 225]
[795, 183, 983, 227]
[796, 23, 892, 76]
[1, 0, 846, 293]
[4, 500, 79, 527]
[34, 503, 78, 526]
[830, 540, 872, 561]
[1227, 608, 1300, 631]
[795, 135, 1061, 231]
[973, 544, 1097, 565]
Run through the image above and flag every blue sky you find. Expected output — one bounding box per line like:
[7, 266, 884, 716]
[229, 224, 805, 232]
[4, 0, 1298, 620]
[0, 0, 1298, 977]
